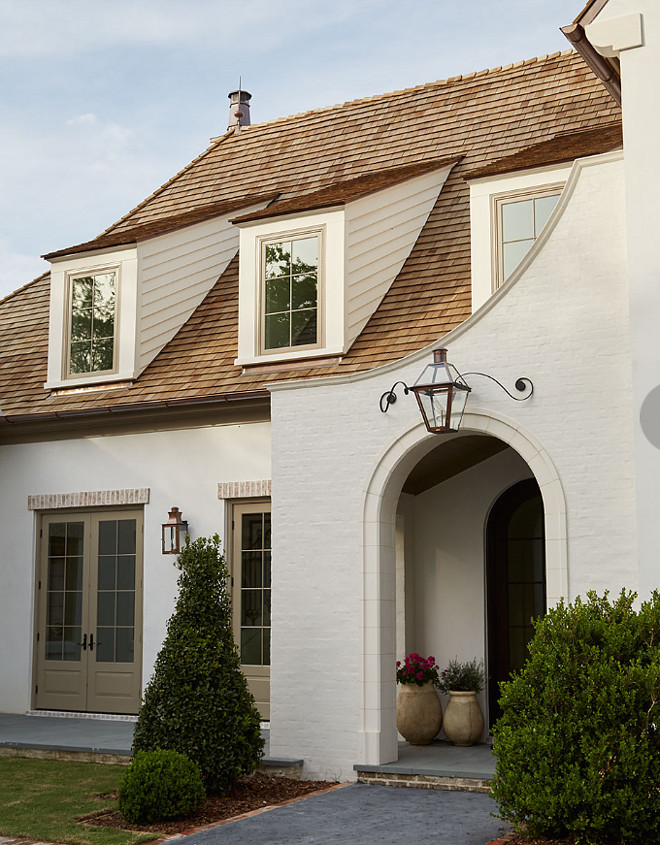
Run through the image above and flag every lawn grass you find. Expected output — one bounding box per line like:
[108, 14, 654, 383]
[0, 757, 159, 845]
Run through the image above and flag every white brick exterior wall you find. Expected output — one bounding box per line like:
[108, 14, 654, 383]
[269, 153, 636, 778]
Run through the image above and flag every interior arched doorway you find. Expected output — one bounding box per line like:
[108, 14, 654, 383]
[486, 478, 545, 725]
[359, 410, 567, 767]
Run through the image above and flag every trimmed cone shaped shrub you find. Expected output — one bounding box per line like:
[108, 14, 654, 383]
[132, 535, 264, 794]
[119, 750, 204, 823]
[491, 590, 660, 845]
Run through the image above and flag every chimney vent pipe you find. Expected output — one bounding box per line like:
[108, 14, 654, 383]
[228, 89, 252, 130]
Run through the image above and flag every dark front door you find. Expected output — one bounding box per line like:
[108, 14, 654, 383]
[486, 479, 545, 726]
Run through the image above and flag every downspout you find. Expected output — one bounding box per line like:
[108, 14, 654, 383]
[561, 23, 622, 107]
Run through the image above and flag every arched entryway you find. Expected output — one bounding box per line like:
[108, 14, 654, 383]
[359, 410, 567, 767]
[486, 478, 545, 725]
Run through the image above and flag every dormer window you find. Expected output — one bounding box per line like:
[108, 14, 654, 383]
[234, 160, 456, 367]
[493, 186, 562, 288]
[262, 233, 320, 353]
[68, 269, 117, 376]
[45, 246, 138, 390]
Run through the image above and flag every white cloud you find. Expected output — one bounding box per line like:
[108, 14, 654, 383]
[65, 113, 134, 165]
[0, 0, 370, 57]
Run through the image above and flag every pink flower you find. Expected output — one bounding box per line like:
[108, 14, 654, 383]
[417, 671, 423, 680]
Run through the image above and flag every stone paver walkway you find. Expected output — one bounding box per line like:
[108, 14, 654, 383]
[173, 783, 511, 845]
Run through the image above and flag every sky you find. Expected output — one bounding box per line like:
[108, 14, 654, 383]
[0, 0, 583, 300]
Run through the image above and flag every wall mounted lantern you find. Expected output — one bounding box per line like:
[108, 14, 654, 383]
[162, 507, 188, 554]
[379, 348, 533, 433]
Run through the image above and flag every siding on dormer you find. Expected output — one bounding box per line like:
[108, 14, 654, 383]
[136, 201, 269, 372]
[344, 168, 451, 350]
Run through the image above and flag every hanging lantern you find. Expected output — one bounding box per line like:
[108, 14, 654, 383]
[161, 507, 188, 555]
[409, 348, 472, 433]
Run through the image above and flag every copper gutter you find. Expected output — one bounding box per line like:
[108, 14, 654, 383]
[561, 23, 622, 107]
[0, 389, 270, 426]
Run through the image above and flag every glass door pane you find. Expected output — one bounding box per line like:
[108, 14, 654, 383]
[96, 519, 136, 664]
[45, 522, 84, 662]
[240, 512, 271, 666]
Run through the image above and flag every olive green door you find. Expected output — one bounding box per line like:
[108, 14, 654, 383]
[232, 503, 271, 719]
[35, 510, 143, 714]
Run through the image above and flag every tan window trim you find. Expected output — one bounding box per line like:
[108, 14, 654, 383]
[491, 183, 564, 292]
[63, 264, 120, 381]
[258, 226, 325, 357]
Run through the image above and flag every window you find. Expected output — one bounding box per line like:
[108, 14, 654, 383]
[261, 233, 320, 352]
[68, 269, 117, 376]
[493, 187, 562, 287]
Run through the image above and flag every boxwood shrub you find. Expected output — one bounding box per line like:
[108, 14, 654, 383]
[491, 590, 660, 844]
[132, 535, 264, 795]
[119, 749, 204, 823]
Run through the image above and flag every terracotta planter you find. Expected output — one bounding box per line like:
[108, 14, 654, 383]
[442, 690, 484, 746]
[396, 682, 443, 745]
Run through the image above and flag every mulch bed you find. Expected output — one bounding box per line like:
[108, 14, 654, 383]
[84, 771, 338, 834]
[499, 832, 627, 845]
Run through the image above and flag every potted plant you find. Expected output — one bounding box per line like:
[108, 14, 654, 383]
[395, 653, 443, 745]
[437, 657, 485, 746]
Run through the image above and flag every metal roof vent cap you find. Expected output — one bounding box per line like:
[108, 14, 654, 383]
[228, 89, 251, 131]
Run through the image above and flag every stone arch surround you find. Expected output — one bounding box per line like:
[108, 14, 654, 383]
[358, 408, 568, 765]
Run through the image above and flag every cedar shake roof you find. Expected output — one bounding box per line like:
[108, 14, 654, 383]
[0, 50, 621, 424]
[231, 157, 462, 224]
[466, 123, 622, 179]
[43, 193, 280, 260]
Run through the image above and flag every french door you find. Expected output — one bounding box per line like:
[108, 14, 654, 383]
[35, 510, 143, 714]
[232, 503, 271, 719]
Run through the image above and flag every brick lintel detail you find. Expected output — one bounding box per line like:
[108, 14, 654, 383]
[28, 488, 150, 511]
[217, 480, 271, 500]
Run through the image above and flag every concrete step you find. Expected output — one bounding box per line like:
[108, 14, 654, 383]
[0, 743, 302, 778]
[355, 769, 491, 793]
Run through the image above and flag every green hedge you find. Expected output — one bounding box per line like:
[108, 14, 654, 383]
[491, 590, 660, 844]
[132, 536, 264, 795]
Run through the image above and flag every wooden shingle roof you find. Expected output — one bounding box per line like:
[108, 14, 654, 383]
[0, 50, 621, 424]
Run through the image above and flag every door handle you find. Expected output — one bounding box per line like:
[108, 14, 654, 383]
[89, 634, 94, 652]
[79, 633, 87, 651]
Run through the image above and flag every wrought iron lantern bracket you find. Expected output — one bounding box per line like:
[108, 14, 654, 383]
[379, 349, 534, 433]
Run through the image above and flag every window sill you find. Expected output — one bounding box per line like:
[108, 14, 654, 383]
[234, 343, 345, 368]
[44, 371, 136, 391]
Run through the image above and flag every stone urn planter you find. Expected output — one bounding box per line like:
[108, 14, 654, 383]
[442, 690, 484, 747]
[396, 682, 443, 745]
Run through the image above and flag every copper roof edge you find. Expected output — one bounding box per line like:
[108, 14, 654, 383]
[573, 0, 610, 26]
[561, 22, 621, 106]
[0, 389, 270, 426]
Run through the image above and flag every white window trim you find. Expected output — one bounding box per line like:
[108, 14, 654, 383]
[235, 208, 346, 366]
[258, 225, 325, 356]
[45, 246, 139, 390]
[468, 164, 572, 314]
[491, 183, 564, 292]
[64, 264, 120, 380]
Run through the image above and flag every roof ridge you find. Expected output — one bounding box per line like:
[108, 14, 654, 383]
[0, 271, 49, 308]
[100, 129, 236, 237]
[240, 50, 576, 130]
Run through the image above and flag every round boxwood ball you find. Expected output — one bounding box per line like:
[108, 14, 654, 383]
[119, 749, 205, 824]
